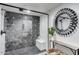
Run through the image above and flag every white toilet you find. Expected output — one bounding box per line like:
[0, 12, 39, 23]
[36, 38, 46, 50]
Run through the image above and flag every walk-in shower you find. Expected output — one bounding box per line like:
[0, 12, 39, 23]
[4, 11, 41, 55]
[0, 3, 48, 55]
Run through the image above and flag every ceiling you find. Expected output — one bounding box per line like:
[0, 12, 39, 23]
[5, 3, 61, 14]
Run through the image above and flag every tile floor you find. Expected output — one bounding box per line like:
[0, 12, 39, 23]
[5, 46, 42, 55]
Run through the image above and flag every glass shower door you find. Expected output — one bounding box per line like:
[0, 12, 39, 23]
[4, 11, 32, 52]
[4, 10, 40, 55]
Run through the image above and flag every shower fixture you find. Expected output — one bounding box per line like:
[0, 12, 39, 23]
[19, 8, 23, 11]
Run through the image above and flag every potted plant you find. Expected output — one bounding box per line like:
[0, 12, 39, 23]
[48, 27, 56, 40]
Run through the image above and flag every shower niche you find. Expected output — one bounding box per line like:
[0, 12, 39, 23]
[4, 11, 40, 52]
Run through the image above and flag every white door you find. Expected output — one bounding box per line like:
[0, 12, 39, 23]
[0, 7, 5, 55]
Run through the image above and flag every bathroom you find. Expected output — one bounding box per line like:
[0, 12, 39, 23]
[1, 3, 79, 55]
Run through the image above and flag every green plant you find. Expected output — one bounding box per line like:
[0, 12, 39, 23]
[48, 27, 55, 36]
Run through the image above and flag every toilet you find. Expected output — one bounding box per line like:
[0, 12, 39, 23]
[36, 38, 46, 50]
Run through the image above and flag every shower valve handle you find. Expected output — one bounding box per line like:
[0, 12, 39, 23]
[0, 30, 6, 35]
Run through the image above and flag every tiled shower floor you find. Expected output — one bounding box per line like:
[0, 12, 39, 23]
[5, 46, 41, 55]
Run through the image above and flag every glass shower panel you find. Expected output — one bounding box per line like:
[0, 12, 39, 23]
[4, 11, 40, 52]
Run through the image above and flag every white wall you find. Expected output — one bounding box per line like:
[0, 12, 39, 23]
[37, 15, 48, 50]
[49, 3, 79, 50]
[40, 15, 48, 40]
[0, 5, 5, 55]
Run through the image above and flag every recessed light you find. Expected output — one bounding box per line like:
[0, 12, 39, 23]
[23, 10, 31, 14]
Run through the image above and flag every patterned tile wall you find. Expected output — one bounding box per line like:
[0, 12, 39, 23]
[4, 11, 40, 51]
